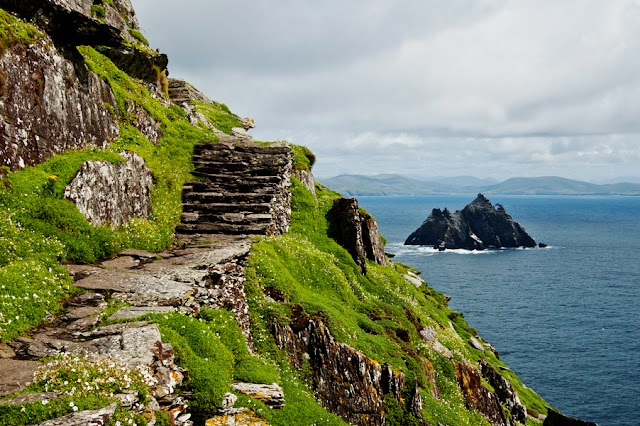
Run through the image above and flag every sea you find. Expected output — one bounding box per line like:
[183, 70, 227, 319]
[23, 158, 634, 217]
[357, 195, 640, 426]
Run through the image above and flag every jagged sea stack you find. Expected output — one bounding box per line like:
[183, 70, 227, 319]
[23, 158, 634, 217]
[405, 193, 537, 250]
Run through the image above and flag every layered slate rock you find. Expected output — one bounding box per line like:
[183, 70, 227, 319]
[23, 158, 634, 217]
[0, 38, 119, 170]
[273, 311, 405, 426]
[455, 362, 508, 426]
[405, 193, 537, 250]
[177, 141, 293, 236]
[479, 360, 527, 423]
[0, 0, 168, 170]
[328, 197, 387, 274]
[64, 151, 152, 227]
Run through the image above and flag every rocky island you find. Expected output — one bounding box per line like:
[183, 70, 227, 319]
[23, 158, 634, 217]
[405, 194, 538, 250]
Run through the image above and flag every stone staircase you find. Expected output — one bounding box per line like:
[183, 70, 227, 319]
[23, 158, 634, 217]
[167, 78, 211, 106]
[176, 140, 293, 236]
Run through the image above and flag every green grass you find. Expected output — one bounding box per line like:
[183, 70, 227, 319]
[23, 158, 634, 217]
[291, 145, 316, 172]
[242, 177, 549, 424]
[90, 5, 106, 19]
[0, 9, 43, 55]
[0, 47, 215, 341]
[194, 100, 242, 135]
[129, 29, 149, 46]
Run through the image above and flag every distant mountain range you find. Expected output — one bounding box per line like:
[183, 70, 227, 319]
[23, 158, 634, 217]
[320, 174, 640, 196]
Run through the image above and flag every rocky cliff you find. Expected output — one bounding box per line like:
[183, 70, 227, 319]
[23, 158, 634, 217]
[0, 2, 595, 426]
[405, 193, 538, 250]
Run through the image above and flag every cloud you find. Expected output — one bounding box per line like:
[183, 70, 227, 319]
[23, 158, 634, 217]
[130, 0, 640, 180]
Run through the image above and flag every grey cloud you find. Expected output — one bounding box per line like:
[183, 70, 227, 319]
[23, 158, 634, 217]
[130, 0, 640, 181]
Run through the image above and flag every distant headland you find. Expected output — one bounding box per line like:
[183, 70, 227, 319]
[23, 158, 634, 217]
[321, 174, 640, 196]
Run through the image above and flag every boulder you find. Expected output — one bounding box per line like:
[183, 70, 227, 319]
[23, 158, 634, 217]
[328, 198, 368, 273]
[64, 151, 152, 227]
[231, 382, 284, 409]
[405, 194, 537, 250]
[35, 403, 117, 426]
[292, 169, 316, 197]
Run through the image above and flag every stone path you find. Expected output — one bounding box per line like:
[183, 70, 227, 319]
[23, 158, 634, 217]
[0, 235, 268, 425]
[177, 141, 293, 236]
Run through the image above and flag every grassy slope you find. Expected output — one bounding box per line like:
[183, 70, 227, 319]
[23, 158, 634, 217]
[243, 180, 548, 425]
[0, 15, 549, 425]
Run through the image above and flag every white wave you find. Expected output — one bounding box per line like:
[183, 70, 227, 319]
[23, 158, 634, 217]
[386, 242, 499, 256]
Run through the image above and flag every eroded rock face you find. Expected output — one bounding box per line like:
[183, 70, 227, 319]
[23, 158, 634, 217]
[0, 0, 122, 48]
[273, 312, 405, 425]
[328, 197, 387, 274]
[0, 0, 142, 46]
[479, 360, 526, 423]
[405, 193, 537, 250]
[455, 361, 507, 426]
[292, 169, 316, 197]
[361, 212, 387, 266]
[64, 151, 152, 227]
[0, 40, 119, 170]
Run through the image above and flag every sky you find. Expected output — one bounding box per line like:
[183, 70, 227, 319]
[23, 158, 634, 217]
[129, 0, 640, 182]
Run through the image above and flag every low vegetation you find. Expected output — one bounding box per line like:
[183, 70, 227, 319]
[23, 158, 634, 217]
[0, 18, 548, 425]
[0, 47, 215, 341]
[0, 9, 42, 55]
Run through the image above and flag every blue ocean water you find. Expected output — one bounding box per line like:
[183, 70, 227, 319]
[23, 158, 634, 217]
[357, 195, 640, 426]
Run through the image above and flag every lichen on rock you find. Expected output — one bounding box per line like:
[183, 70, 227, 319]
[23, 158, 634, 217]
[0, 39, 119, 170]
[64, 151, 152, 227]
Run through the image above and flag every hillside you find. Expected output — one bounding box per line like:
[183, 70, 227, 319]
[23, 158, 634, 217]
[0, 2, 593, 425]
[322, 174, 640, 196]
[321, 174, 458, 196]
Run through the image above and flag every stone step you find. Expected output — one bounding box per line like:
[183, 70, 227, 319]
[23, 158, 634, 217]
[181, 212, 273, 224]
[194, 144, 292, 156]
[182, 191, 274, 204]
[190, 172, 284, 185]
[184, 183, 278, 196]
[192, 156, 290, 168]
[182, 202, 272, 214]
[176, 222, 272, 235]
[193, 165, 284, 177]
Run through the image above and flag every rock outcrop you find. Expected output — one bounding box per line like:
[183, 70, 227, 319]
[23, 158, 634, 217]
[405, 193, 537, 250]
[479, 360, 527, 424]
[0, 37, 119, 170]
[328, 197, 387, 274]
[0, 0, 169, 170]
[64, 151, 152, 227]
[273, 311, 405, 426]
[455, 361, 508, 426]
[178, 141, 293, 236]
[543, 409, 599, 426]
